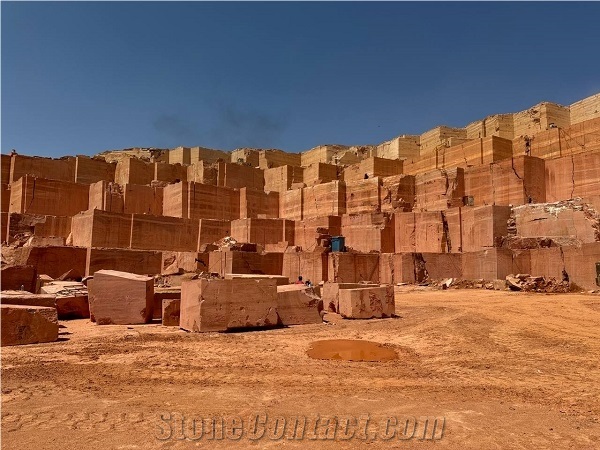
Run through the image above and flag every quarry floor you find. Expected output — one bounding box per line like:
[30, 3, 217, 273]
[2, 289, 600, 450]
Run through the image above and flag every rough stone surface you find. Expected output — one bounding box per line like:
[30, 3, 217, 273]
[1, 304, 59, 346]
[276, 284, 322, 325]
[338, 286, 395, 319]
[180, 278, 279, 332]
[88, 270, 154, 325]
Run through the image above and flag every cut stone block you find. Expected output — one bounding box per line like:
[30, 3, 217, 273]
[40, 281, 89, 319]
[1, 305, 59, 346]
[338, 286, 395, 319]
[88, 270, 154, 325]
[208, 251, 283, 277]
[154, 288, 180, 320]
[321, 282, 379, 313]
[162, 298, 181, 326]
[0, 265, 36, 292]
[180, 278, 279, 332]
[328, 253, 380, 283]
[0, 291, 56, 308]
[276, 284, 322, 325]
[86, 248, 162, 276]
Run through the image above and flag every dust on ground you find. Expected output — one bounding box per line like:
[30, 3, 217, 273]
[2, 289, 600, 449]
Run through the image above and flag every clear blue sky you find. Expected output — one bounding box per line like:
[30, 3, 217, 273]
[2, 2, 600, 157]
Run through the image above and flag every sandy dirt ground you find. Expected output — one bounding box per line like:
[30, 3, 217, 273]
[2, 288, 600, 449]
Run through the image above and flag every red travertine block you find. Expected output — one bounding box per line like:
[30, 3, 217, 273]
[338, 286, 395, 319]
[33, 215, 72, 239]
[169, 146, 228, 165]
[461, 205, 511, 252]
[420, 253, 463, 279]
[115, 157, 154, 186]
[481, 136, 513, 164]
[529, 247, 566, 280]
[443, 208, 463, 253]
[563, 243, 600, 290]
[414, 211, 448, 253]
[294, 216, 341, 251]
[380, 174, 415, 213]
[162, 297, 181, 326]
[393, 253, 417, 283]
[462, 248, 514, 280]
[513, 117, 600, 159]
[161, 251, 209, 275]
[88, 180, 124, 213]
[1, 305, 59, 346]
[259, 149, 301, 170]
[231, 148, 260, 167]
[341, 213, 395, 253]
[0, 265, 36, 292]
[545, 152, 600, 202]
[74, 155, 116, 184]
[343, 157, 403, 183]
[415, 168, 464, 211]
[264, 165, 304, 192]
[282, 252, 328, 284]
[89, 270, 154, 325]
[86, 248, 162, 276]
[240, 187, 279, 219]
[163, 182, 240, 221]
[208, 251, 284, 277]
[5, 213, 71, 243]
[40, 281, 89, 319]
[513, 202, 598, 243]
[123, 184, 163, 215]
[321, 282, 379, 313]
[153, 288, 180, 320]
[276, 285, 322, 325]
[0, 292, 56, 308]
[9, 246, 86, 279]
[303, 162, 339, 186]
[376, 135, 420, 160]
[420, 126, 468, 155]
[198, 219, 230, 247]
[403, 150, 437, 176]
[378, 253, 395, 285]
[130, 214, 198, 252]
[9, 176, 89, 217]
[394, 212, 417, 253]
[218, 162, 264, 190]
[436, 139, 484, 169]
[463, 164, 493, 206]
[9, 154, 75, 183]
[328, 253, 379, 283]
[345, 178, 381, 215]
[464, 156, 546, 206]
[154, 162, 187, 183]
[230, 218, 294, 246]
[180, 278, 279, 332]
[187, 161, 218, 184]
[279, 188, 303, 220]
[302, 181, 346, 219]
[71, 210, 132, 249]
[512, 249, 531, 275]
[491, 156, 546, 205]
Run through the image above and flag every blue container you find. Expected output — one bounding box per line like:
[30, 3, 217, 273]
[331, 236, 346, 252]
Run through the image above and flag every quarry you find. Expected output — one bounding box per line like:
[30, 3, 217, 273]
[2, 93, 600, 449]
